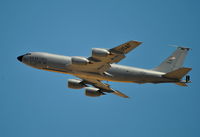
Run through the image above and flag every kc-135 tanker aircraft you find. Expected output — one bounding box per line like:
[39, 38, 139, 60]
[17, 41, 192, 98]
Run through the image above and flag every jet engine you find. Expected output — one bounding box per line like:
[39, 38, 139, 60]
[71, 56, 89, 65]
[85, 87, 104, 97]
[92, 48, 110, 58]
[68, 79, 86, 89]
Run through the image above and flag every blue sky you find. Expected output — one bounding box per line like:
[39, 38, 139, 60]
[0, 0, 199, 137]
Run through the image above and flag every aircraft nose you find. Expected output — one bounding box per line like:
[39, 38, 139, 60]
[17, 55, 23, 62]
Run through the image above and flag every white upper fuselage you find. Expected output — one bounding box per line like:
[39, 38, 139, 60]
[18, 52, 176, 84]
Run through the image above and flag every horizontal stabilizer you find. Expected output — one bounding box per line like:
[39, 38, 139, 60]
[163, 67, 192, 79]
[175, 82, 188, 87]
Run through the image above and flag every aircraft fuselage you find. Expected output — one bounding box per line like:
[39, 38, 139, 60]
[18, 52, 178, 84]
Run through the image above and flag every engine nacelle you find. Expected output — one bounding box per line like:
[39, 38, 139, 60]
[85, 87, 103, 97]
[92, 48, 110, 58]
[68, 79, 85, 89]
[71, 56, 89, 65]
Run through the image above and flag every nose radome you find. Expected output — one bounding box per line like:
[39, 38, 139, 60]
[17, 55, 23, 62]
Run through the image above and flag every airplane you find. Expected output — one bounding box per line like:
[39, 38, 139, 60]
[17, 41, 192, 98]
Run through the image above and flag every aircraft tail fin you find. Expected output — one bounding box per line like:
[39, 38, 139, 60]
[153, 47, 190, 73]
[163, 67, 192, 79]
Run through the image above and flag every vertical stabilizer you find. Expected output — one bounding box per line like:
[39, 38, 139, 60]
[153, 47, 190, 73]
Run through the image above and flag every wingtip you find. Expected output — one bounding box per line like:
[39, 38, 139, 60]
[112, 90, 130, 98]
[125, 96, 130, 99]
[130, 40, 143, 45]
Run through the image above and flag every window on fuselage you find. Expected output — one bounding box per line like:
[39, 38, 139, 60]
[25, 53, 31, 55]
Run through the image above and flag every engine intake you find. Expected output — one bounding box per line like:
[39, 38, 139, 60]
[92, 48, 110, 58]
[71, 56, 89, 65]
[68, 79, 86, 89]
[85, 87, 104, 97]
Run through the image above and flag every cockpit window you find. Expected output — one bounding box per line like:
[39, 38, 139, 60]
[25, 53, 31, 55]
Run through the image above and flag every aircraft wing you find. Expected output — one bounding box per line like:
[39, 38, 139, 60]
[78, 76, 129, 98]
[87, 40, 142, 73]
